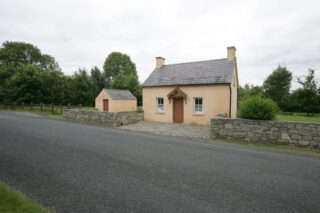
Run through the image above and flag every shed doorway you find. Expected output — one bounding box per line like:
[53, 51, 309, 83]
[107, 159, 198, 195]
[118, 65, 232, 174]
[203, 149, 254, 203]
[173, 97, 184, 123]
[103, 99, 109, 111]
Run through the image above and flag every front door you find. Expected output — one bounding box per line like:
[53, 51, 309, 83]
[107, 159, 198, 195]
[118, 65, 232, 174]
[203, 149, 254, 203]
[173, 97, 183, 123]
[103, 99, 109, 111]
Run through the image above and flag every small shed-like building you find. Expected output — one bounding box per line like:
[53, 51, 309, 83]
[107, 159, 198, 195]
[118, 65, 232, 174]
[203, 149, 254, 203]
[95, 89, 137, 112]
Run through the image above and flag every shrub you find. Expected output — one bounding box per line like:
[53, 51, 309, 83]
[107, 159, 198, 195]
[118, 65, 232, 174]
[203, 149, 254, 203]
[238, 96, 278, 120]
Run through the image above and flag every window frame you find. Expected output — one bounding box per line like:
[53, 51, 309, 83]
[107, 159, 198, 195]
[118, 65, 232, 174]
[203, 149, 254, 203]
[194, 97, 203, 114]
[156, 97, 164, 113]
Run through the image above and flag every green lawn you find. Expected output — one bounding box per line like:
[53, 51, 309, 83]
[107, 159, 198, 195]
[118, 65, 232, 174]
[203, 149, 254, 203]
[0, 181, 51, 213]
[81, 106, 95, 110]
[275, 112, 320, 123]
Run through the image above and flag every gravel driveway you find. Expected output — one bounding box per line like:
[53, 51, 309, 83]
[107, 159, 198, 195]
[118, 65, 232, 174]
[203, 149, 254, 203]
[118, 120, 210, 139]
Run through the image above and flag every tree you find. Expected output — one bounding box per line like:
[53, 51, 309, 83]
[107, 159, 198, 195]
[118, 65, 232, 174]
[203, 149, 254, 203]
[103, 52, 137, 88]
[0, 41, 62, 104]
[0, 64, 16, 102]
[0, 41, 60, 71]
[4, 64, 45, 103]
[90, 66, 105, 95]
[238, 83, 264, 103]
[40, 69, 67, 104]
[263, 65, 292, 110]
[69, 68, 96, 106]
[280, 92, 299, 115]
[295, 69, 319, 115]
[297, 69, 317, 90]
[103, 52, 142, 104]
[125, 73, 142, 106]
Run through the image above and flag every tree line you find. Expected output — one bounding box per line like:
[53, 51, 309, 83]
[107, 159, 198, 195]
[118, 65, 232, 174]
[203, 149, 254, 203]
[0, 41, 142, 106]
[238, 65, 320, 115]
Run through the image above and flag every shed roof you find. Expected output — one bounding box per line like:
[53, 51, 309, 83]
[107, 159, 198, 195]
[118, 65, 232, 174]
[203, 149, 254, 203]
[103, 89, 136, 100]
[142, 58, 235, 87]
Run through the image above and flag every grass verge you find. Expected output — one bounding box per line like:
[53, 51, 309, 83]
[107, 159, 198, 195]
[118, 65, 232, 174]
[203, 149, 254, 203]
[0, 181, 51, 213]
[211, 139, 320, 155]
[0, 107, 63, 119]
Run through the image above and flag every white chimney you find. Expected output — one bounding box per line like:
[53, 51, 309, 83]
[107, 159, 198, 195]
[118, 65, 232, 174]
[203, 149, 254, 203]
[156, 57, 165, 69]
[227, 46, 236, 61]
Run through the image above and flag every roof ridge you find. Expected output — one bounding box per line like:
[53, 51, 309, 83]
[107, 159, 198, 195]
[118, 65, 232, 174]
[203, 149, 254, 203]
[104, 88, 129, 91]
[162, 58, 228, 67]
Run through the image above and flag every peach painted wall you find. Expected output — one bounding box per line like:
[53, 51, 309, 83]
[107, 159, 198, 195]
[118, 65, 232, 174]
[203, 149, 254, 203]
[95, 90, 137, 112]
[231, 69, 238, 118]
[142, 85, 231, 125]
[111, 99, 137, 112]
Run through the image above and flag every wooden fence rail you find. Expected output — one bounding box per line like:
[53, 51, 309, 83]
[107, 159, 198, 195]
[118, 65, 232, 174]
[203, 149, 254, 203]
[0, 102, 82, 114]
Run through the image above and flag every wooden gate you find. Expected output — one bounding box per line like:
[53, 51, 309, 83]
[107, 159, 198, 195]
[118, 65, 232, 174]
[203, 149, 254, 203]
[103, 99, 109, 111]
[173, 97, 183, 123]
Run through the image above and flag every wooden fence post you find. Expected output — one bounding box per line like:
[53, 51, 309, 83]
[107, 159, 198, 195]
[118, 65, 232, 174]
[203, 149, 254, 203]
[40, 103, 43, 112]
[67, 104, 70, 109]
[30, 102, 33, 110]
[3, 101, 6, 109]
[22, 102, 24, 109]
[60, 105, 63, 114]
[79, 104, 82, 110]
[13, 102, 16, 110]
[51, 104, 54, 113]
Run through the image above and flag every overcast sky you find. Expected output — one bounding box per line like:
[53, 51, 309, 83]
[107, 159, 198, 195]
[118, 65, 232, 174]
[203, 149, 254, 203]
[1, 0, 319, 88]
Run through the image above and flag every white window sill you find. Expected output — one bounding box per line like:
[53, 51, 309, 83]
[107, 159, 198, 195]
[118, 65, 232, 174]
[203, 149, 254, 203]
[156, 111, 165, 114]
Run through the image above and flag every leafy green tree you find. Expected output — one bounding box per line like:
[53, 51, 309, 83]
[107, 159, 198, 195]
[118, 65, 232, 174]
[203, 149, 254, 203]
[103, 52, 137, 88]
[0, 41, 60, 71]
[297, 69, 317, 90]
[0, 41, 62, 104]
[280, 93, 299, 115]
[125, 73, 142, 106]
[40, 69, 67, 104]
[103, 52, 142, 104]
[0, 64, 16, 102]
[238, 83, 264, 103]
[4, 64, 44, 103]
[295, 69, 319, 115]
[90, 66, 105, 95]
[263, 65, 292, 110]
[69, 68, 96, 106]
[111, 74, 128, 90]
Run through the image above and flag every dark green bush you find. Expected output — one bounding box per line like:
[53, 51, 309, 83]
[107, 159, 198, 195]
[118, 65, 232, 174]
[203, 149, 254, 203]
[238, 96, 278, 120]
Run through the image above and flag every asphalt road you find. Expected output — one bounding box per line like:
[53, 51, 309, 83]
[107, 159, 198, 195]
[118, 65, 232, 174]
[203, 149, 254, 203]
[0, 111, 319, 213]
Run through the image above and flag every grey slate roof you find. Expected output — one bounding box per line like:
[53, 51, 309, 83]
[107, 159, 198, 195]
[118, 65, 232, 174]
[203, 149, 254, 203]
[142, 58, 235, 87]
[103, 89, 136, 100]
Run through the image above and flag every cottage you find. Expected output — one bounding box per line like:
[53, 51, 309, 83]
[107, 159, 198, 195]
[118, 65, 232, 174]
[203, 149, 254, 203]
[95, 89, 137, 112]
[142, 46, 239, 125]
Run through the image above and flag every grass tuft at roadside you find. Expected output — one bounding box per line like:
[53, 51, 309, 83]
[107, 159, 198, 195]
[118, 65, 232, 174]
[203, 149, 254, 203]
[0, 181, 52, 213]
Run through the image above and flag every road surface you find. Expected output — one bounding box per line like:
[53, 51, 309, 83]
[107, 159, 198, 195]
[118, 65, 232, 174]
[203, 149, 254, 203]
[0, 111, 319, 212]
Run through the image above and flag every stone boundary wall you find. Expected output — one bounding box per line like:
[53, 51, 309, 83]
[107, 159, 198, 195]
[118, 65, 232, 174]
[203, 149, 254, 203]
[210, 118, 320, 149]
[63, 109, 143, 127]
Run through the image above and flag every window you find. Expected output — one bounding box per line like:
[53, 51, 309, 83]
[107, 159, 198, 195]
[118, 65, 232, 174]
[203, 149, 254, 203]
[194, 98, 203, 113]
[157, 98, 164, 112]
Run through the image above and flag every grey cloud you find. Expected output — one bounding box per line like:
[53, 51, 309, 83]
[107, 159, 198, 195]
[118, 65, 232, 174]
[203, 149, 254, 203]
[0, 0, 319, 88]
